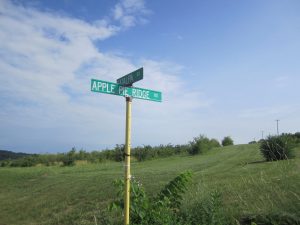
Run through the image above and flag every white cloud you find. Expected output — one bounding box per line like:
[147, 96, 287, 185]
[0, 0, 208, 152]
[112, 0, 150, 28]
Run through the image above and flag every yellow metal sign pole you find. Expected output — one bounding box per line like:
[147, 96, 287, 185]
[124, 96, 132, 225]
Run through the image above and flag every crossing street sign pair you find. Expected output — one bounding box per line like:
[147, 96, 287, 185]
[91, 67, 162, 102]
[90, 67, 162, 225]
[91, 79, 162, 102]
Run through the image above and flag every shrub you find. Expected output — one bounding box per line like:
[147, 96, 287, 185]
[222, 136, 234, 146]
[156, 171, 193, 209]
[9, 156, 38, 167]
[114, 144, 125, 162]
[260, 135, 295, 161]
[0, 160, 10, 167]
[62, 148, 76, 166]
[209, 139, 221, 148]
[188, 135, 212, 155]
[109, 171, 193, 225]
[294, 132, 300, 140]
[133, 145, 153, 162]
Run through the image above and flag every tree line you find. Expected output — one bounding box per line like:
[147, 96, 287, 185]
[1, 132, 299, 167]
[0, 135, 235, 167]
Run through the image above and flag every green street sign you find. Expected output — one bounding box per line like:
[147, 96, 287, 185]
[91, 79, 162, 102]
[117, 67, 143, 86]
[131, 86, 162, 102]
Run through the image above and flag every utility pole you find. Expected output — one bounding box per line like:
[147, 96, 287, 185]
[261, 130, 264, 140]
[275, 119, 280, 135]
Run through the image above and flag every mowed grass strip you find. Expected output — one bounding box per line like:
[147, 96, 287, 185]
[0, 144, 299, 224]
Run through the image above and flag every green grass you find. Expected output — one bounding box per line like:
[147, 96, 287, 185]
[0, 144, 299, 225]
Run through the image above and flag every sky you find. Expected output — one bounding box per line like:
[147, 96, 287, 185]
[0, 0, 299, 153]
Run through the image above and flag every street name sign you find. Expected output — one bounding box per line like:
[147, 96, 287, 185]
[117, 67, 143, 86]
[91, 79, 162, 102]
[91, 68, 161, 225]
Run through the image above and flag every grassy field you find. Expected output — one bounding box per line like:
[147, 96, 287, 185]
[0, 144, 299, 225]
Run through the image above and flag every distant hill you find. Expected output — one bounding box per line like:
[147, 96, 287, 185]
[0, 150, 31, 161]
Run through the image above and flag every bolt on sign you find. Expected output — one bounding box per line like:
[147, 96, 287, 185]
[90, 67, 162, 225]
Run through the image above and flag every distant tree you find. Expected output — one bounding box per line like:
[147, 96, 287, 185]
[222, 136, 234, 146]
[209, 139, 221, 148]
[77, 149, 88, 160]
[294, 132, 300, 142]
[188, 135, 214, 155]
[62, 148, 76, 166]
[114, 144, 125, 162]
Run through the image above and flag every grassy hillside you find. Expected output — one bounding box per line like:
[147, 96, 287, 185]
[0, 144, 299, 225]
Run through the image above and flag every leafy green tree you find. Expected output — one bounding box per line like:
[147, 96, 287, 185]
[62, 148, 76, 166]
[222, 136, 234, 146]
[114, 144, 125, 162]
[188, 135, 211, 155]
[188, 135, 220, 155]
[209, 139, 221, 148]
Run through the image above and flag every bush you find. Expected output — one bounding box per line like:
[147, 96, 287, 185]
[62, 148, 76, 166]
[114, 144, 125, 162]
[294, 132, 300, 140]
[9, 156, 38, 167]
[222, 136, 234, 146]
[188, 135, 217, 155]
[260, 135, 295, 161]
[210, 138, 221, 148]
[109, 171, 193, 225]
[133, 145, 153, 162]
[0, 160, 10, 167]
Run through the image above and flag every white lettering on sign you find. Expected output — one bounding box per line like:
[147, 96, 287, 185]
[92, 81, 97, 91]
[119, 74, 134, 85]
[118, 86, 126, 96]
[91, 80, 116, 94]
[91, 79, 161, 101]
[102, 82, 107, 91]
[97, 81, 102, 91]
[132, 89, 150, 99]
[129, 75, 133, 83]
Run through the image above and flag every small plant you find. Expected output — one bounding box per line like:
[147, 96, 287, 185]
[181, 191, 228, 225]
[260, 135, 295, 161]
[156, 171, 193, 209]
[222, 136, 234, 146]
[109, 171, 193, 225]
